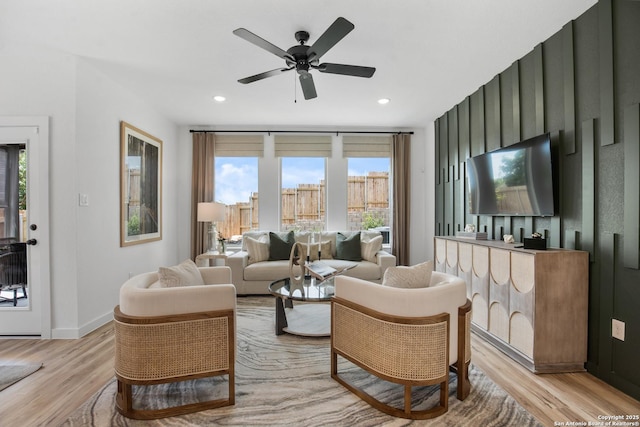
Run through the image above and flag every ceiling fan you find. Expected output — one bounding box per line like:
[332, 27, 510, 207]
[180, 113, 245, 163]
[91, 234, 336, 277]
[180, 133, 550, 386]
[233, 17, 376, 100]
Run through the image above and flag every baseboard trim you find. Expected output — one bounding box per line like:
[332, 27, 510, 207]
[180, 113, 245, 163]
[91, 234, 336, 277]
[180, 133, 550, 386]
[472, 325, 586, 373]
[52, 311, 113, 339]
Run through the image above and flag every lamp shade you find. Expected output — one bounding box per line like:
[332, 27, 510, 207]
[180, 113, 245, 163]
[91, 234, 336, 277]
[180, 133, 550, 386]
[197, 202, 226, 222]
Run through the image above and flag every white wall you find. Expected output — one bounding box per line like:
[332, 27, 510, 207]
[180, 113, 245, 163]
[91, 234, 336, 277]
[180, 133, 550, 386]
[73, 59, 180, 337]
[409, 125, 435, 264]
[0, 43, 180, 338]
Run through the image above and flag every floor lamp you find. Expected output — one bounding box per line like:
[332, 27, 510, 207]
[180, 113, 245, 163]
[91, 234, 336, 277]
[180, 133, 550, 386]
[197, 202, 226, 252]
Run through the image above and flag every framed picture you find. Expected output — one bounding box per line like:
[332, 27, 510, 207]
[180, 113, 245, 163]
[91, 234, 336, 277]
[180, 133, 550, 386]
[120, 121, 162, 247]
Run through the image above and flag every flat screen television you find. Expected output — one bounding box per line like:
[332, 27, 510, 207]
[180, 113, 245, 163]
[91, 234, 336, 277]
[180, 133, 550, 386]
[466, 133, 555, 216]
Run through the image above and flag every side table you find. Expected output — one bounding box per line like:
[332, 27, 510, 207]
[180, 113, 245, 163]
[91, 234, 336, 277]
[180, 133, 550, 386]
[195, 251, 235, 267]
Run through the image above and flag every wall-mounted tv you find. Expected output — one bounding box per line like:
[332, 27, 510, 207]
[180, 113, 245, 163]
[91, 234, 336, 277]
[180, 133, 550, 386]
[466, 133, 555, 216]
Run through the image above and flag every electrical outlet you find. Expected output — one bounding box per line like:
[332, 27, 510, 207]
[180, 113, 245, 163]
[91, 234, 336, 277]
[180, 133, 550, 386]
[612, 319, 625, 341]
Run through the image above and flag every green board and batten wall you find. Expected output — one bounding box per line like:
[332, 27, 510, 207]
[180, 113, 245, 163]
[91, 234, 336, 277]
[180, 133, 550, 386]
[434, 0, 640, 400]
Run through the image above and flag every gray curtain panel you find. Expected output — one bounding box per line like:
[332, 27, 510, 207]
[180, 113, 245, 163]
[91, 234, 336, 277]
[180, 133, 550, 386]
[392, 134, 410, 266]
[190, 132, 216, 259]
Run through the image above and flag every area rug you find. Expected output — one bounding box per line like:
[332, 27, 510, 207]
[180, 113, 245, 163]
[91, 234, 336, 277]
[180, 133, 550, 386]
[63, 297, 541, 426]
[0, 363, 42, 392]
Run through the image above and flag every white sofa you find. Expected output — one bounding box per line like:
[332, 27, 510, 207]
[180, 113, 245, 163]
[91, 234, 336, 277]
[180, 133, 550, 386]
[227, 230, 396, 295]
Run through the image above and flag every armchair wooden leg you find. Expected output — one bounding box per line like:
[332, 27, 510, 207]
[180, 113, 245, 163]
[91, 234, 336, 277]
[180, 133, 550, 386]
[116, 380, 133, 415]
[456, 360, 471, 400]
[404, 385, 412, 415]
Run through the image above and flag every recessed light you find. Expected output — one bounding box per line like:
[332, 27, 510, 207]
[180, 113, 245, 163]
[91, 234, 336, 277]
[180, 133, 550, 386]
[377, 98, 390, 105]
[213, 95, 226, 102]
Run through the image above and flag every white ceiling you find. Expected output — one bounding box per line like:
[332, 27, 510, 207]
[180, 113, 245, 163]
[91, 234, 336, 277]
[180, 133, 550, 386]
[1, 0, 597, 128]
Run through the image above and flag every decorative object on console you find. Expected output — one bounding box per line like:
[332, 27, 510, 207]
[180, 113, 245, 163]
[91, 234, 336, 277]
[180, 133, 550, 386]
[464, 224, 475, 232]
[523, 232, 546, 250]
[456, 231, 487, 240]
[503, 234, 515, 244]
[197, 202, 225, 252]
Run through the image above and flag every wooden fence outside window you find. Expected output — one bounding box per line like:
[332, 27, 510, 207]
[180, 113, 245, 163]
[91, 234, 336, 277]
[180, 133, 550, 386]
[216, 172, 389, 239]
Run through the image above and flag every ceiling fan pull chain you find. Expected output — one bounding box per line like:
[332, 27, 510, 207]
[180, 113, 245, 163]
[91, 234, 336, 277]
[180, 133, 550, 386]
[294, 71, 297, 103]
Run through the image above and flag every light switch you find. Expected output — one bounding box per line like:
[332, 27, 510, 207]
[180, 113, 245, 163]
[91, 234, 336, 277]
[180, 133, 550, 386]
[79, 193, 89, 207]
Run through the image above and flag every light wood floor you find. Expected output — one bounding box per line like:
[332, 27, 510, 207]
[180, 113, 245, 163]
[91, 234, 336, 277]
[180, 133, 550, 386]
[0, 319, 638, 426]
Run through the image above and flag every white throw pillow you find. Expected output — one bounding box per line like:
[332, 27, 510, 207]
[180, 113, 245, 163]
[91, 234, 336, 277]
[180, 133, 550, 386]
[158, 259, 205, 288]
[361, 235, 383, 263]
[245, 235, 269, 264]
[382, 260, 434, 288]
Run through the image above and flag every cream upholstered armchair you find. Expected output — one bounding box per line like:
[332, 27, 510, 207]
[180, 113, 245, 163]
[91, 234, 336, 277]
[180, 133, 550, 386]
[114, 265, 236, 420]
[331, 271, 471, 420]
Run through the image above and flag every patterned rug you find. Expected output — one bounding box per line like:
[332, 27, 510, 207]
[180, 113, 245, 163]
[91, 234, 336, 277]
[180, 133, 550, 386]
[63, 297, 541, 426]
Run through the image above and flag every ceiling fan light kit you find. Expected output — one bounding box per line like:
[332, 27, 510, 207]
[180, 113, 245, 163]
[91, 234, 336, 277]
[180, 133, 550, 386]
[233, 17, 376, 100]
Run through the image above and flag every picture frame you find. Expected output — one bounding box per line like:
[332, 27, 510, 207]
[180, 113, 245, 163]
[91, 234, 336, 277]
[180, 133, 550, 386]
[120, 121, 162, 247]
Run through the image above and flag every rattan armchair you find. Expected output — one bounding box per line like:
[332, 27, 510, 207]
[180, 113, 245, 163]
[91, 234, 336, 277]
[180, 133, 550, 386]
[331, 272, 471, 420]
[114, 266, 236, 420]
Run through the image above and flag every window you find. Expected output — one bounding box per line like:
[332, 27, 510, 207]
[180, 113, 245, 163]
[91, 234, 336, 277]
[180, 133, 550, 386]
[280, 157, 326, 232]
[344, 135, 392, 244]
[347, 158, 390, 237]
[275, 135, 331, 232]
[213, 135, 263, 247]
[0, 145, 25, 241]
[214, 156, 258, 246]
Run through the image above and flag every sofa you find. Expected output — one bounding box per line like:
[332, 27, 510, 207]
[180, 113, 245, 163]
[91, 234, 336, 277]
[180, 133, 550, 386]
[226, 230, 396, 295]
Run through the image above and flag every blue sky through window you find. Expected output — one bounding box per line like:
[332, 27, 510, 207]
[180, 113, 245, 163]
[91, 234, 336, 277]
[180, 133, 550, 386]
[215, 157, 389, 205]
[215, 157, 258, 205]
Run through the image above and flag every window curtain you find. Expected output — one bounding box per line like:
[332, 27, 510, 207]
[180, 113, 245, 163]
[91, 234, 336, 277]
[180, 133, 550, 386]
[190, 132, 216, 259]
[392, 134, 410, 265]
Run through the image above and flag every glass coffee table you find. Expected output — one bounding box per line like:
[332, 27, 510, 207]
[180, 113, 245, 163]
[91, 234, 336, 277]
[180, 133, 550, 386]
[268, 276, 336, 337]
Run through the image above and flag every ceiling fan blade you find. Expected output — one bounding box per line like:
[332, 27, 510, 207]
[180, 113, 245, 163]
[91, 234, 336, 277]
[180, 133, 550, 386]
[238, 67, 294, 84]
[233, 28, 295, 62]
[318, 63, 376, 78]
[299, 73, 317, 100]
[307, 17, 354, 62]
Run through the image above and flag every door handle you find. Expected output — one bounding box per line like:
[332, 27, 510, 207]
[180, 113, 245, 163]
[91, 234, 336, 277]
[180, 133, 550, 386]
[26, 239, 37, 246]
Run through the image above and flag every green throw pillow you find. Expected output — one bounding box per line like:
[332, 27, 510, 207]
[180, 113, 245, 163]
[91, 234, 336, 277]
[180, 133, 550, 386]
[269, 231, 295, 260]
[336, 232, 362, 261]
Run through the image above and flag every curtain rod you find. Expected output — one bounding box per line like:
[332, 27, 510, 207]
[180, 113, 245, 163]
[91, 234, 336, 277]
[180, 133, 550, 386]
[189, 129, 413, 135]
